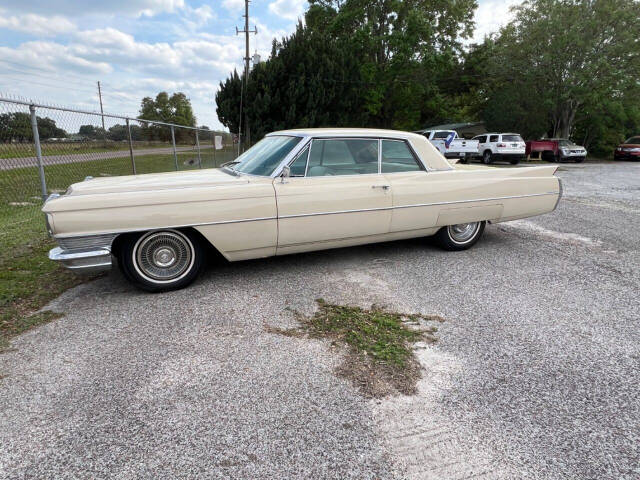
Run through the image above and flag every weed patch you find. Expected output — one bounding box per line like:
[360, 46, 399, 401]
[269, 300, 444, 397]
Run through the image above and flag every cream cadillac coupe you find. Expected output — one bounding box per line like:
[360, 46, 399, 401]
[43, 128, 562, 291]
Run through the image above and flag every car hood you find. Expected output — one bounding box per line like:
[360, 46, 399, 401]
[66, 168, 249, 196]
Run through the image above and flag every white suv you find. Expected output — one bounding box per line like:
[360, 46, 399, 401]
[473, 133, 526, 165]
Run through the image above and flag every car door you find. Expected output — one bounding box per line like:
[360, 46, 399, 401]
[378, 139, 439, 232]
[273, 138, 392, 254]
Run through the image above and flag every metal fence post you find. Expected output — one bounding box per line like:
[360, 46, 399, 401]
[195, 129, 202, 168]
[212, 132, 216, 167]
[29, 105, 48, 200]
[126, 118, 136, 175]
[171, 126, 179, 171]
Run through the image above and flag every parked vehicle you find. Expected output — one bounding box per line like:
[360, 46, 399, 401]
[417, 129, 479, 163]
[43, 128, 562, 292]
[472, 133, 526, 165]
[526, 138, 587, 163]
[614, 136, 640, 161]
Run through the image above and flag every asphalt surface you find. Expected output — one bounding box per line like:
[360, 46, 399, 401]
[1, 161, 639, 479]
[0, 145, 213, 170]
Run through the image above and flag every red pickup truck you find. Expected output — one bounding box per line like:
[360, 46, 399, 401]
[525, 138, 587, 163]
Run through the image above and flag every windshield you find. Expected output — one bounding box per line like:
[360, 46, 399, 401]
[625, 136, 640, 144]
[558, 139, 574, 146]
[231, 136, 302, 176]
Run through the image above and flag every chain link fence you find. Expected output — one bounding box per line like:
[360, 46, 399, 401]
[0, 96, 238, 258]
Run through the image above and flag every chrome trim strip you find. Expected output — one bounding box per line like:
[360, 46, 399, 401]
[53, 216, 278, 239]
[53, 192, 559, 240]
[278, 192, 559, 219]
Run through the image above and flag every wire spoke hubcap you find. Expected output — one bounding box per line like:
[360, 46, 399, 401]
[135, 231, 193, 282]
[448, 222, 479, 243]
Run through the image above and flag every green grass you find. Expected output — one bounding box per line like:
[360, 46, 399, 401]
[0, 141, 212, 159]
[271, 300, 443, 397]
[0, 147, 237, 351]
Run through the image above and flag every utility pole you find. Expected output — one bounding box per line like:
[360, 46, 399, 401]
[97, 81, 105, 131]
[236, 0, 257, 152]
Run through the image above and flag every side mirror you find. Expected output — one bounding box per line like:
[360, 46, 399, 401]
[280, 165, 290, 183]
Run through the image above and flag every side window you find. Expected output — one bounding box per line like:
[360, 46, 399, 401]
[478, 136, 487, 143]
[307, 139, 379, 176]
[289, 145, 309, 176]
[381, 140, 423, 173]
[489, 135, 499, 142]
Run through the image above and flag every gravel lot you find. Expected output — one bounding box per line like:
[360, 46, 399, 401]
[1, 161, 638, 479]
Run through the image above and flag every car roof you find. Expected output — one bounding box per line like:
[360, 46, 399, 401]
[269, 128, 426, 141]
[479, 132, 521, 136]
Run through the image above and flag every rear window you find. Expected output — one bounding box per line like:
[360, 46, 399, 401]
[502, 135, 523, 142]
[432, 131, 452, 139]
[625, 136, 640, 144]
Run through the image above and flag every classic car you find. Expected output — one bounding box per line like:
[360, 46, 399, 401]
[43, 128, 562, 292]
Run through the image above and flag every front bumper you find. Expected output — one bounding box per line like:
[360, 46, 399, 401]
[49, 247, 112, 274]
[614, 152, 640, 160]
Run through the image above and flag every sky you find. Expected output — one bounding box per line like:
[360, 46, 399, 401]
[0, 0, 519, 131]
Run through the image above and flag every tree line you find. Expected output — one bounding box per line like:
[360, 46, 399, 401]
[216, 0, 640, 156]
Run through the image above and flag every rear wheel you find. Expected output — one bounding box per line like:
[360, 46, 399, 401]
[117, 229, 205, 292]
[434, 221, 486, 251]
[510, 157, 520, 165]
[483, 151, 492, 164]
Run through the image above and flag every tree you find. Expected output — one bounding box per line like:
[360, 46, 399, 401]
[138, 92, 196, 142]
[78, 124, 106, 139]
[484, 0, 640, 139]
[216, 0, 478, 142]
[0, 112, 66, 142]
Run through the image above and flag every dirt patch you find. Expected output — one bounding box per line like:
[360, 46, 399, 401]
[267, 300, 444, 398]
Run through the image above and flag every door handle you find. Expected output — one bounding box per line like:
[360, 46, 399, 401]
[372, 184, 390, 190]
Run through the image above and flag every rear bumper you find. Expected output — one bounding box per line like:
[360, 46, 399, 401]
[493, 153, 525, 160]
[49, 247, 112, 274]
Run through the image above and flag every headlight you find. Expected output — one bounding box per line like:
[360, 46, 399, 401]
[561, 148, 568, 154]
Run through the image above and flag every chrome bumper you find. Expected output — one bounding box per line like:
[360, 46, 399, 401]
[49, 247, 112, 274]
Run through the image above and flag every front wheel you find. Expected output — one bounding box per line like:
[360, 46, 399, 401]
[434, 221, 486, 251]
[117, 229, 205, 292]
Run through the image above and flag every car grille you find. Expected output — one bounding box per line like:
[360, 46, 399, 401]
[56, 233, 118, 251]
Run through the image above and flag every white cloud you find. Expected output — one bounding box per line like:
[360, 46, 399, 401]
[471, 0, 522, 43]
[0, 42, 112, 75]
[0, 0, 185, 18]
[268, 0, 306, 22]
[0, 8, 300, 129]
[222, 0, 245, 12]
[0, 13, 75, 36]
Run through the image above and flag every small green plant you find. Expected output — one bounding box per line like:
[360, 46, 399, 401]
[271, 300, 443, 397]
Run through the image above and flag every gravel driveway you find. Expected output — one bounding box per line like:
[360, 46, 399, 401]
[1, 162, 638, 479]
